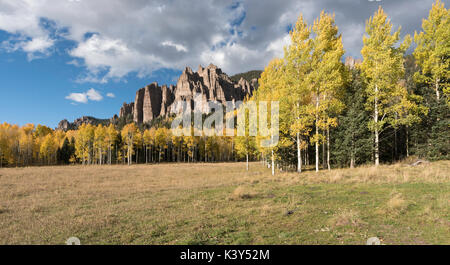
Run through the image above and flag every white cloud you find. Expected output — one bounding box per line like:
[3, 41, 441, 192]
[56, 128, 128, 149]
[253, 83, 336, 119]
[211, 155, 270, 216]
[0, 0, 438, 80]
[65, 92, 88, 104]
[69, 34, 160, 80]
[162, 41, 188, 52]
[200, 42, 262, 74]
[65, 88, 103, 104]
[86, 88, 103, 101]
[106, 92, 115, 98]
[21, 37, 54, 53]
[266, 34, 291, 59]
[67, 59, 81, 67]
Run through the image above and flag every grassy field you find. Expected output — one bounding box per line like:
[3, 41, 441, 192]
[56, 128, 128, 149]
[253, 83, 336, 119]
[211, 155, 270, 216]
[0, 161, 449, 245]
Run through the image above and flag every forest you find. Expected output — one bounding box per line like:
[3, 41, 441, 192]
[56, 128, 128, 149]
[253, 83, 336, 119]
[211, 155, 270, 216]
[0, 2, 448, 171]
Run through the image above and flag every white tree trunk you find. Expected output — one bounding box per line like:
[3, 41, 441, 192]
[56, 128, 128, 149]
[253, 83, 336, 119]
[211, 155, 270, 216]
[322, 140, 326, 169]
[406, 125, 409, 157]
[297, 133, 302, 173]
[374, 84, 380, 167]
[108, 145, 112, 165]
[315, 129, 319, 172]
[246, 154, 249, 171]
[327, 127, 330, 171]
[271, 150, 275, 176]
[436, 78, 440, 101]
[128, 145, 132, 166]
[315, 93, 320, 172]
[350, 132, 355, 169]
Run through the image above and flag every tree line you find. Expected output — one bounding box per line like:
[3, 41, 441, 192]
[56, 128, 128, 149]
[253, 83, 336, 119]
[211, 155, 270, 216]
[247, 2, 449, 174]
[0, 122, 254, 167]
[0, 1, 448, 172]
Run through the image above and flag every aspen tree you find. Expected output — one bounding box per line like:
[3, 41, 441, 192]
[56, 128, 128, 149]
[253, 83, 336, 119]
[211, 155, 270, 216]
[414, 0, 449, 103]
[361, 7, 411, 166]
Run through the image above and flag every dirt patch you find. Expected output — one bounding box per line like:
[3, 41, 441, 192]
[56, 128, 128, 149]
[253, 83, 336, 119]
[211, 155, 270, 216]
[230, 186, 257, 200]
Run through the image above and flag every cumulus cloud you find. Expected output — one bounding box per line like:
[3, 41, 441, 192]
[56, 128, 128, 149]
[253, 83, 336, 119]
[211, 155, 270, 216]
[161, 41, 188, 52]
[65, 88, 103, 104]
[65, 92, 88, 104]
[69, 34, 161, 80]
[21, 37, 54, 53]
[86, 88, 103, 101]
[0, 0, 439, 81]
[266, 34, 291, 59]
[106, 93, 115, 98]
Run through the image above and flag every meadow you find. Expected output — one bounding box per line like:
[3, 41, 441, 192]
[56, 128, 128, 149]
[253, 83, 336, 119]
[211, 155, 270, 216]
[0, 161, 448, 245]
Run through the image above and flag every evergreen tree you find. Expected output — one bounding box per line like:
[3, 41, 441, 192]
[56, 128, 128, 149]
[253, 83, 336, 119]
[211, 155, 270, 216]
[332, 68, 372, 167]
[57, 138, 73, 165]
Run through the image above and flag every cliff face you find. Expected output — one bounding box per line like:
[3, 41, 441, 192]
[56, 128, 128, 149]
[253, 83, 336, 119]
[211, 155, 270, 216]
[345, 56, 362, 69]
[57, 116, 113, 131]
[57, 64, 259, 130]
[123, 63, 256, 124]
[160, 85, 175, 117]
[119, 102, 134, 118]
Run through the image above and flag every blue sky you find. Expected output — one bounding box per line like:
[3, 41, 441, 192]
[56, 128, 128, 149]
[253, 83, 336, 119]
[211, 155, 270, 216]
[0, 0, 441, 128]
[0, 30, 181, 127]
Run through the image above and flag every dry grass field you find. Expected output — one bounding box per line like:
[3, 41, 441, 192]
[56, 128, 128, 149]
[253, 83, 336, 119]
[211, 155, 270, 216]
[0, 161, 449, 245]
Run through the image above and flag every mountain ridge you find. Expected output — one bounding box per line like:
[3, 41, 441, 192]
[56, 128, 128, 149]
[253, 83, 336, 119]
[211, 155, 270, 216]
[57, 64, 261, 131]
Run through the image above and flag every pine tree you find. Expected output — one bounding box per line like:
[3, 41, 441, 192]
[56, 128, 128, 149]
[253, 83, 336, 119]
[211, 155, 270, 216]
[332, 68, 372, 167]
[424, 101, 450, 160]
[57, 138, 73, 165]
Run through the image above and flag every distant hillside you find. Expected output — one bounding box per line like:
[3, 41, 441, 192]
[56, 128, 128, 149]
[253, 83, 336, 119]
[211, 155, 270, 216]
[58, 116, 113, 131]
[230, 70, 262, 83]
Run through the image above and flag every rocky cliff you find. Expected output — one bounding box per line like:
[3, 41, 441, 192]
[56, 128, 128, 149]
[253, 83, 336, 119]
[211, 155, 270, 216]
[345, 56, 362, 69]
[58, 64, 259, 130]
[119, 102, 134, 118]
[120, 63, 256, 124]
[57, 116, 114, 131]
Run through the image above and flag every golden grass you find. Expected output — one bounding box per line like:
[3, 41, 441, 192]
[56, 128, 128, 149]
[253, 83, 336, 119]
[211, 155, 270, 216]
[0, 163, 264, 244]
[330, 209, 363, 228]
[277, 160, 450, 185]
[0, 160, 448, 245]
[386, 191, 409, 213]
[230, 186, 257, 200]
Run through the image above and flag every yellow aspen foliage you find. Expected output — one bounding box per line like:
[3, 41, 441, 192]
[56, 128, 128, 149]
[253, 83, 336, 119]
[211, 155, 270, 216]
[414, 0, 450, 103]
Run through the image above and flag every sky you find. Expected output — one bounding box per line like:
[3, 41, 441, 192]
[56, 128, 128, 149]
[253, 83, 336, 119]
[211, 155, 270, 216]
[0, 0, 445, 128]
